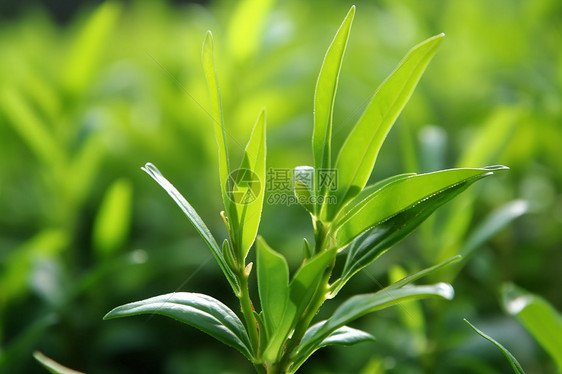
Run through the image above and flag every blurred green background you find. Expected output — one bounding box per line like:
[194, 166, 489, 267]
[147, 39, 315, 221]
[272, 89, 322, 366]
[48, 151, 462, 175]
[1, 0, 561, 373]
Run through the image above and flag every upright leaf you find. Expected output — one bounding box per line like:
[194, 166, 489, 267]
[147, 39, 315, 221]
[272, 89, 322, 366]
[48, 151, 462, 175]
[263, 248, 337, 364]
[202, 31, 231, 213]
[313, 6, 355, 206]
[104, 292, 253, 360]
[326, 34, 444, 220]
[464, 319, 526, 374]
[333, 166, 507, 247]
[230, 109, 267, 260]
[502, 284, 562, 371]
[142, 163, 239, 294]
[257, 237, 289, 340]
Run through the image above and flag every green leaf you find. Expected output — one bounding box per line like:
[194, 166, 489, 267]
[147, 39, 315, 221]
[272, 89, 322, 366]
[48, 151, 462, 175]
[502, 284, 562, 371]
[331, 177, 475, 295]
[104, 292, 253, 360]
[460, 200, 529, 259]
[63, 1, 121, 93]
[313, 6, 355, 205]
[291, 325, 374, 373]
[0, 88, 65, 168]
[295, 283, 454, 368]
[326, 34, 444, 220]
[202, 31, 231, 214]
[141, 163, 239, 294]
[33, 351, 85, 374]
[464, 319, 526, 374]
[294, 166, 315, 214]
[386, 255, 461, 291]
[229, 109, 267, 261]
[227, 0, 275, 62]
[92, 178, 133, 259]
[333, 166, 507, 248]
[257, 237, 289, 340]
[263, 248, 337, 364]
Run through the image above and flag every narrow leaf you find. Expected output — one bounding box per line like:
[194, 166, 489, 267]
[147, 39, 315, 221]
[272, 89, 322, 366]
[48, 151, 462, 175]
[502, 284, 562, 371]
[141, 163, 239, 294]
[326, 34, 444, 220]
[313, 6, 355, 204]
[294, 166, 315, 213]
[92, 178, 133, 259]
[460, 200, 529, 259]
[333, 166, 507, 248]
[257, 237, 289, 339]
[464, 319, 526, 374]
[386, 255, 461, 291]
[33, 351, 85, 374]
[202, 31, 231, 213]
[331, 178, 474, 296]
[230, 109, 267, 260]
[291, 325, 374, 372]
[263, 248, 337, 363]
[296, 283, 454, 366]
[104, 292, 253, 360]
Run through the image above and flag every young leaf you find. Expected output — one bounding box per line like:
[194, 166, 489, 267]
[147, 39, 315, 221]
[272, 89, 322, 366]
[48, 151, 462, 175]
[502, 284, 562, 371]
[263, 248, 338, 364]
[141, 163, 239, 294]
[295, 283, 454, 368]
[326, 34, 445, 220]
[257, 237, 290, 340]
[230, 109, 267, 261]
[33, 351, 85, 374]
[202, 31, 231, 213]
[104, 292, 253, 360]
[333, 166, 507, 248]
[291, 325, 374, 373]
[313, 6, 355, 205]
[294, 166, 315, 214]
[464, 319, 526, 374]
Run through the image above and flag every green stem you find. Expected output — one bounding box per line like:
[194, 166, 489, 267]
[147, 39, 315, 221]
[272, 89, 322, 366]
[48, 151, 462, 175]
[278, 253, 336, 372]
[238, 271, 260, 361]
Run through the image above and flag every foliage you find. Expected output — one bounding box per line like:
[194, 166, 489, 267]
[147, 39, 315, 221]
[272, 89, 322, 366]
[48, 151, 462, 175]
[1, 0, 561, 373]
[102, 7, 506, 372]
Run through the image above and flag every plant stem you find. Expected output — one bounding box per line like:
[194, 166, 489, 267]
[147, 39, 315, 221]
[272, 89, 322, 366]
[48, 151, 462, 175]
[238, 270, 261, 362]
[277, 254, 336, 372]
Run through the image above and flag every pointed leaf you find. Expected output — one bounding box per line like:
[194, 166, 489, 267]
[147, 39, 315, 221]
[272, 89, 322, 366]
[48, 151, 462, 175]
[291, 324, 374, 372]
[141, 163, 239, 294]
[502, 284, 562, 371]
[386, 255, 461, 291]
[257, 237, 289, 339]
[104, 292, 253, 360]
[464, 319, 526, 374]
[295, 283, 454, 367]
[313, 6, 355, 204]
[33, 351, 85, 374]
[202, 31, 231, 213]
[263, 248, 337, 363]
[331, 176, 477, 295]
[460, 200, 529, 259]
[229, 109, 267, 260]
[333, 166, 507, 248]
[294, 166, 315, 213]
[326, 34, 444, 220]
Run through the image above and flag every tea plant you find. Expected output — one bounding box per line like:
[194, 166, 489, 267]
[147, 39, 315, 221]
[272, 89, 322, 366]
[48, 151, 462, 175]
[104, 6, 507, 373]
